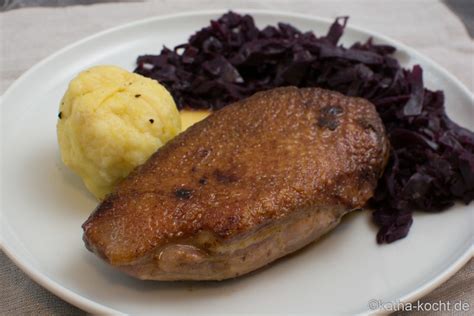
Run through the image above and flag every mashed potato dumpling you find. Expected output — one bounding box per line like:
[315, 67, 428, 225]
[180, 110, 211, 131]
[57, 65, 181, 199]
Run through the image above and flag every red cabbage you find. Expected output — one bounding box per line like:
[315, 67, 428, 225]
[135, 12, 474, 243]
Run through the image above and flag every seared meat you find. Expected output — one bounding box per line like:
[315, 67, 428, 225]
[83, 87, 389, 280]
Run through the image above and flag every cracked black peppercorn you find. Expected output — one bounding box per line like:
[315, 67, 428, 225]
[175, 188, 192, 200]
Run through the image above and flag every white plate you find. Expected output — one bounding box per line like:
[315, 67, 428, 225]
[1, 10, 473, 315]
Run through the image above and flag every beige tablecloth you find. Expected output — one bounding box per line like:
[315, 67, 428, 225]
[1, 0, 473, 314]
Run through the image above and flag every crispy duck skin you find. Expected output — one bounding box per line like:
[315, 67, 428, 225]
[83, 87, 389, 280]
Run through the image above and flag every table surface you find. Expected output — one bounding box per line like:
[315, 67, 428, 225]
[1, 0, 473, 315]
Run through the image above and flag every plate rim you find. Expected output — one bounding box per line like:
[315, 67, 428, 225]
[1, 8, 473, 315]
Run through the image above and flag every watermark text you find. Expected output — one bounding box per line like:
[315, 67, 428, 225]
[368, 299, 470, 312]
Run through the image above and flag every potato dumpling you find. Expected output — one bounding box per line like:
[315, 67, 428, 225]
[180, 110, 211, 131]
[57, 65, 181, 199]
